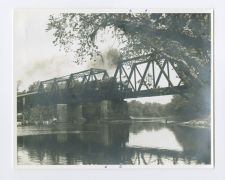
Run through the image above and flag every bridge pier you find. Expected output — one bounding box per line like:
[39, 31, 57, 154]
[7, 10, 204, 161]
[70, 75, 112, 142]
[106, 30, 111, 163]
[100, 100, 129, 120]
[82, 100, 130, 122]
[99, 100, 111, 120]
[67, 104, 85, 123]
[56, 104, 67, 123]
[109, 100, 130, 120]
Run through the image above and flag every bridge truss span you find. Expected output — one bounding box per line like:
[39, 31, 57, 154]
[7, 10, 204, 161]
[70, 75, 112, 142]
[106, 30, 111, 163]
[114, 53, 190, 98]
[17, 52, 195, 105]
[38, 68, 109, 93]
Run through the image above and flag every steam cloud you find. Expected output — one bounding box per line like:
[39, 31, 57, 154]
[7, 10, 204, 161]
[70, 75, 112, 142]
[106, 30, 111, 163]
[18, 48, 121, 91]
[88, 48, 121, 76]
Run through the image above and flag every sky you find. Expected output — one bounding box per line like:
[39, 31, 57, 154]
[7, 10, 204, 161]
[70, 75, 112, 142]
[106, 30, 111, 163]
[14, 9, 173, 104]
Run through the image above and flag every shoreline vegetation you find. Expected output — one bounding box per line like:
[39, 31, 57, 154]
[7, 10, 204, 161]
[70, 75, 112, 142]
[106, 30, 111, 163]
[17, 115, 210, 129]
[130, 116, 210, 128]
[128, 93, 211, 129]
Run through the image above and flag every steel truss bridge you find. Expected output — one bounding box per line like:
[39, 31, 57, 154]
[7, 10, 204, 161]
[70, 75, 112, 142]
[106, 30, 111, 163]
[17, 52, 197, 105]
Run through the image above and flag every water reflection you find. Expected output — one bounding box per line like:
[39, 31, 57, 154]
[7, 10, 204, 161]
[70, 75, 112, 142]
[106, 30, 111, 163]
[127, 128, 183, 151]
[17, 121, 211, 165]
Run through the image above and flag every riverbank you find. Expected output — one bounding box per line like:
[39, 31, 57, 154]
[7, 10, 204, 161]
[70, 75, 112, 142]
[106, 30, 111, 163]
[17, 116, 211, 131]
[130, 116, 211, 128]
[177, 116, 211, 128]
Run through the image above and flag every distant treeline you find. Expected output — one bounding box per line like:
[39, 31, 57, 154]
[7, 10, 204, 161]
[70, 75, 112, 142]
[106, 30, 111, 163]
[128, 87, 210, 121]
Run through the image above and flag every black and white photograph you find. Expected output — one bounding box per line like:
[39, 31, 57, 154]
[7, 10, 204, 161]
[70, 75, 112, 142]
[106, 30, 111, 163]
[14, 9, 213, 167]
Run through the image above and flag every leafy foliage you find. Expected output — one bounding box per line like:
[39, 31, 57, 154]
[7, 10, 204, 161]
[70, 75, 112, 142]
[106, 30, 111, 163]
[28, 81, 40, 92]
[47, 13, 211, 85]
[128, 88, 210, 121]
[165, 87, 211, 120]
[128, 100, 167, 117]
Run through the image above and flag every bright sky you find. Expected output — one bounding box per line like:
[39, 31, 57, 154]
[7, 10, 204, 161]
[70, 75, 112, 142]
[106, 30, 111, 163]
[14, 9, 173, 104]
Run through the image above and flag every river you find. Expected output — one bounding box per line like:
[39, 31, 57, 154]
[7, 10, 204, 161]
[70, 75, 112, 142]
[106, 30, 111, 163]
[17, 119, 211, 165]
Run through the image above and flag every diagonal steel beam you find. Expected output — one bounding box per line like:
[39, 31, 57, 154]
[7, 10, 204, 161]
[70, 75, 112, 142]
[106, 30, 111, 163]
[177, 79, 182, 86]
[155, 60, 167, 88]
[126, 64, 136, 90]
[137, 61, 151, 91]
[155, 60, 174, 88]
[113, 65, 120, 78]
[169, 61, 187, 85]
[121, 65, 135, 91]
[135, 65, 150, 91]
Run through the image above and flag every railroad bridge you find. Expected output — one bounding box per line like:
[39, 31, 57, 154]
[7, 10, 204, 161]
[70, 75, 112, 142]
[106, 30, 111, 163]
[17, 52, 198, 123]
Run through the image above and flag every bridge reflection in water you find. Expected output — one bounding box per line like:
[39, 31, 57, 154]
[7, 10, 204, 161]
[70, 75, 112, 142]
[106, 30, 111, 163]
[17, 121, 211, 165]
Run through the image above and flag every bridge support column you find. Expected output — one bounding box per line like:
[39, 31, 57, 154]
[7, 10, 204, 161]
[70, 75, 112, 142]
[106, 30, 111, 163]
[56, 104, 67, 123]
[82, 100, 130, 122]
[67, 104, 85, 123]
[82, 102, 100, 121]
[99, 100, 111, 120]
[108, 100, 130, 120]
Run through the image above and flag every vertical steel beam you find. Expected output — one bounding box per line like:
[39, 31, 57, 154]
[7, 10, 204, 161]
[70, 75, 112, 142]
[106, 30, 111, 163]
[93, 73, 97, 81]
[152, 61, 155, 88]
[167, 60, 170, 87]
[66, 75, 72, 88]
[87, 69, 92, 83]
[51, 79, 58, 92]
[38, 82, 44, 93]
[119, 65, 122, 90]
[134, 65, 136, 91]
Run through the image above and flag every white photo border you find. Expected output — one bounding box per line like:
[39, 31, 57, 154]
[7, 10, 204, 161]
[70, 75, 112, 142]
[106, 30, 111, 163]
[0, 0, 224, 179]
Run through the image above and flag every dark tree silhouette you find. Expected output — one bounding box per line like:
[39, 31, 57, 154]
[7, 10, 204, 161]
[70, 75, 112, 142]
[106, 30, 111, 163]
[46, 13, 211, 85]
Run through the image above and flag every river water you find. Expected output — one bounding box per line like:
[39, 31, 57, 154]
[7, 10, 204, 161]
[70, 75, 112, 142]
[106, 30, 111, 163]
[17, 120, 211, 165]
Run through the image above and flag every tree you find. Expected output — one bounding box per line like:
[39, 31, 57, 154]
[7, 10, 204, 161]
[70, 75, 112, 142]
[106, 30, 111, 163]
[128, 100, 166, 117]
[28, 81, 40, 92]
[46, 13, 211, 85]
[128, 100, 143, 117]
[164, 86, 211, 121]
[17, 80, 23, 92]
